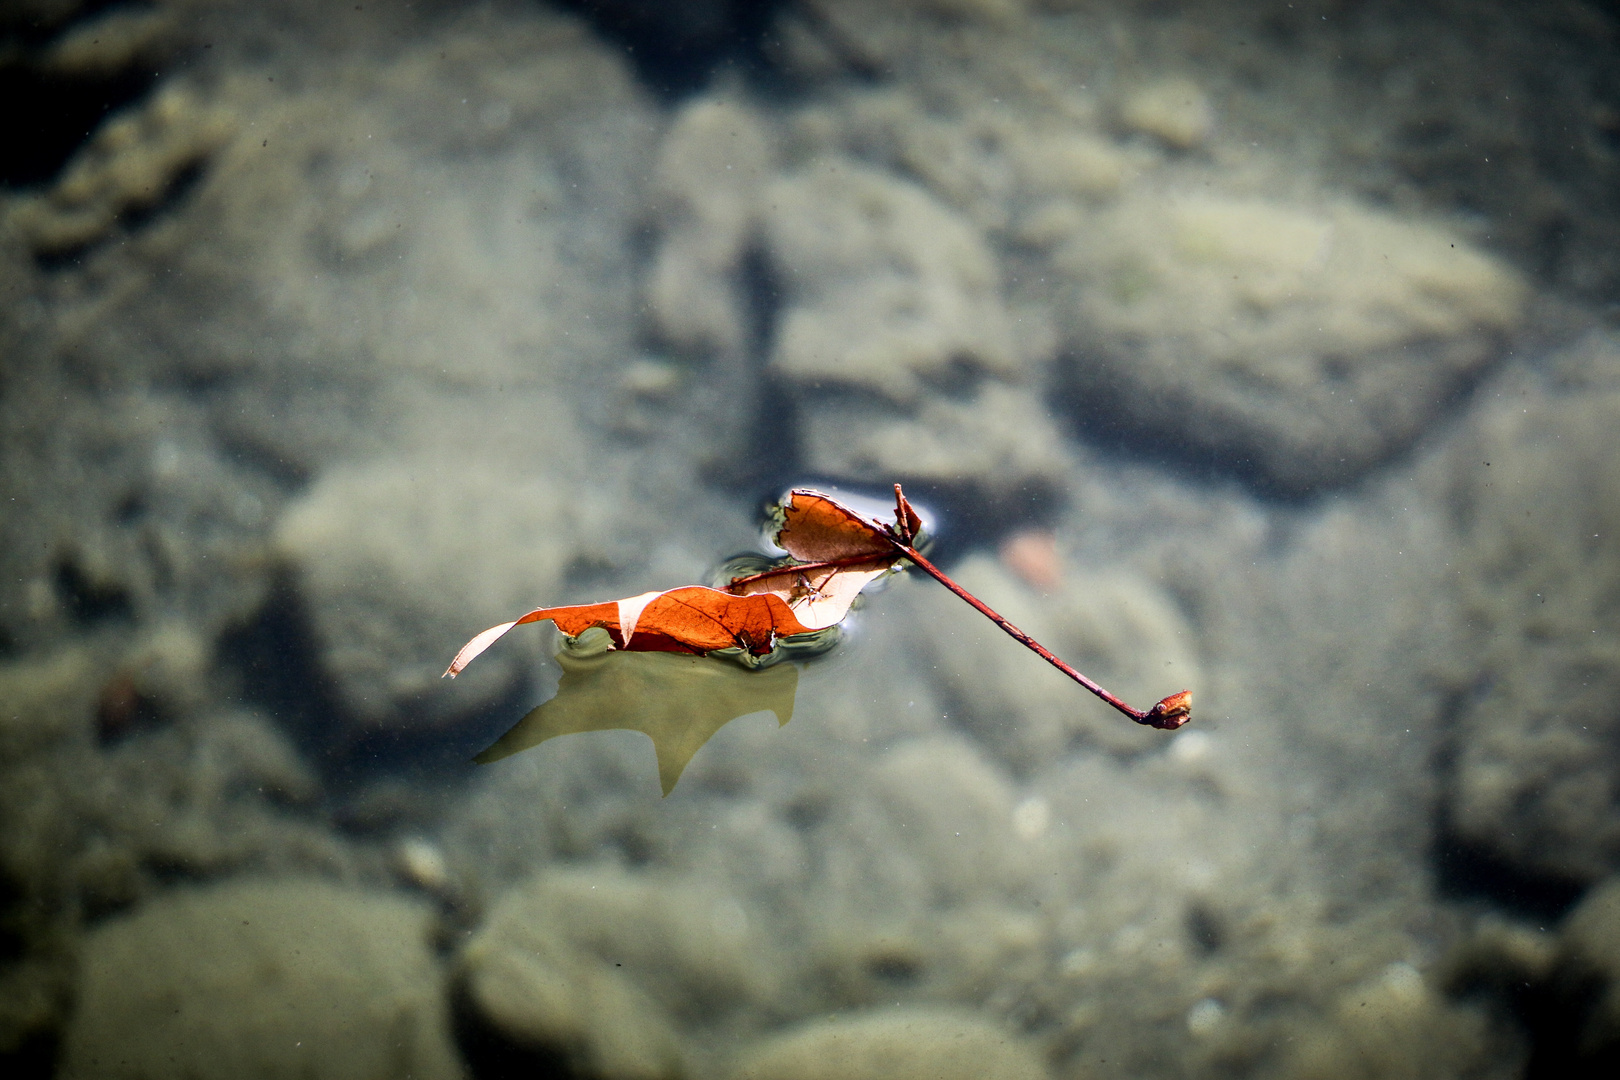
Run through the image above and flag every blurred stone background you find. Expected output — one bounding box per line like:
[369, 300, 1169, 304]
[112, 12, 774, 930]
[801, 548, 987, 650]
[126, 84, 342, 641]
[3, 1, 1619, 1078]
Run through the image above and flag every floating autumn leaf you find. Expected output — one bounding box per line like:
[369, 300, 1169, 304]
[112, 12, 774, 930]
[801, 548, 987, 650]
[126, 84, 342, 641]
[444, 488, 912, 677]
[475, 647, 799, 795]
[446, 482, 1189, 794]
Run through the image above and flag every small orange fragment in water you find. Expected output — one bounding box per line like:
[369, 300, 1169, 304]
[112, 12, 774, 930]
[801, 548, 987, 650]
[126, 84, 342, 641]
[999, 530, 1062, 591]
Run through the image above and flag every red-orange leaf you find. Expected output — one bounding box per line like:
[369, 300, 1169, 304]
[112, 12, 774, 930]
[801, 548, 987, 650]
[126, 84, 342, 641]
[444, 586, 817, 678]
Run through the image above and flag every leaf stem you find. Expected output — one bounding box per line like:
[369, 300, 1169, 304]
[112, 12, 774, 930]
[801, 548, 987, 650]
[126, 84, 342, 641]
[726, 553, 893, 591]
[886, 485, 1191, 730]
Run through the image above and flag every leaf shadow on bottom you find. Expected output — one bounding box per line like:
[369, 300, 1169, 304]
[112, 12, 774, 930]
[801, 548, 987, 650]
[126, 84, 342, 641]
[474, 650, 800, 796]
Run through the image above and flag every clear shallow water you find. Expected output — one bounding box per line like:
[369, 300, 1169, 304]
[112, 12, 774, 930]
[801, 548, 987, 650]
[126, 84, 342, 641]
[3, 2, 1619, 1078]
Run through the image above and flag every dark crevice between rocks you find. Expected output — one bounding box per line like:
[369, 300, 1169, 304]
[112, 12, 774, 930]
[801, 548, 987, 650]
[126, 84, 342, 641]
[1430, 827, 1587, 925]
[1471, 961, 1614, 1080]
[1428, 684, 1588, 924]
[218, 569, 344, 758]
[0, 1027, 57, 1080]
[1185, 901, 1225, 958]
[334, 672, 534, 794]
[1050, 354, 1281, 498]
[608, 822, 656, 867]
[214, 425, 314, 493]
[864, 949, 922, 986]
[0, 872, 58, 1079]
[450, 975, 581, 1080]
[0, 621, 21, 659]
[923, 478, 1066, 552]
[1423, 680, 1620, 1075]
[0, 870, 29, 967]
[1445, 901, 1620, 1080]
[716, 240, 796, 493]
[114, 154, 206, 232]
[32, 153, 211, 272]
[219, 570, 537, 821]
[0, 62, 163, 188]
[740, 241, 781, 373]
[94, 668, 166, 746]
[551, 0, 785, 100]
[1520, 968, 1620, 1080]
[1049, 341, 1513, 505]
[765, 0, 889, 87]
[0, 1, 165, 190]
[677, 240, 786, 493]
[53, 556, 134, 625]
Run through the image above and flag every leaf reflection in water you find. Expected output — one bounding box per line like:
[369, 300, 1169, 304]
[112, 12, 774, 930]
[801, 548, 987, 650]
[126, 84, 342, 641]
[474, 646, 799, 796]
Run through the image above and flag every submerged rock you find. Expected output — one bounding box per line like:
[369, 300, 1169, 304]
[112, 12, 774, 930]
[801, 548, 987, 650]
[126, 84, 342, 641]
[7, 81, 235, 258]
[644, 97, 778, 362]
[868, 735, 1028, 903]
[1258, 962, 1501, 1080]
[272, 455, 604, 737]
[757, 156, 1069, 490]
[1117, 77, 1216, 151]
[59, 878, 464, 1080]
[1055, 191, 1527, 493]
[763, 156, 1020, 405]
[459, 865, 772, 1079]
[795, 382, 1074, 492]
[1437, 332, 1620, 885]
[728, 1006, 1048, 1080]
